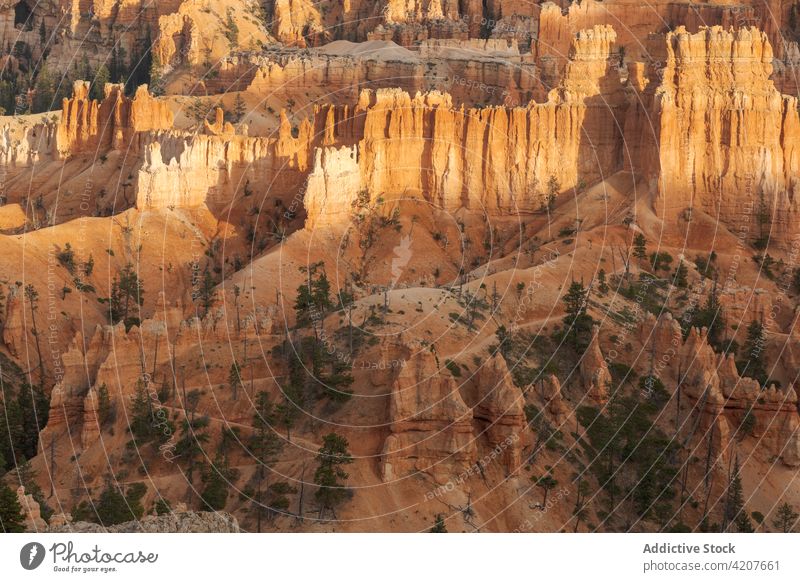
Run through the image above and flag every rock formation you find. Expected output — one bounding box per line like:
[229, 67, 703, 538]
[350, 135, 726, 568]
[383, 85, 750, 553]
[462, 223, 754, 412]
[627, 26, 800, 248]
[381, 346, 476, 484]
[581, 326, 611, 404]
[16, 486, 46, 532]
[48, 511, 240, 533]
[56, 82, 174, 158]
[472, 353, 526, 473]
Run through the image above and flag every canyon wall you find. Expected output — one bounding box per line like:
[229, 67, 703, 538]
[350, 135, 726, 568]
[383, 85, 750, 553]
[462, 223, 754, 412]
[203, 39, 538, 106]
[305, 25, 625, 225]
[57, 81, 174, 158]
[626, 26, 800, 247]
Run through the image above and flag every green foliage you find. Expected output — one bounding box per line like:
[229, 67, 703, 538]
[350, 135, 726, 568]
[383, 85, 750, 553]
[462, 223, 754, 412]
[125, 482, 147, 520]
[649, 251, 673, 272]
[673, 261, 688, 288]
[154, 498, 171, 515]
[314, 433, 353, 518]
[91, 480, 147, 526]
[175, 415, 210, 485]
[100, 262, 144, 331]
[97, 384, 113, 427]
[444, 359, 462, 377]
[577, 395, 679, 523]
[632, 233, 647, 259]
[201, 457, 236, 511]
[561, 281, 594, 352]
[0, 379, 49, 472]
[773, 502, 799, 533]
[736, 320, 767, 385]
[738, 407, 756, 439]
[638, 375, 669, 406]
[597, 269, 609, 295]
[228, 361, 242, 401]
[724, 458, 753, 532]
[294, 262, 333, 328]
[533, 473, 558, 505]
[128, 382, 171, 445]
[83, 254, 95, 277]
[0, 482, 25, 532]
[429, 514, 448, 533]
[694, 253, 717, 279]
[683, 285, 726, 351]
[56, 242, 76, 272]
[223, 9, 240, 48]
[90, 66, 110, 101]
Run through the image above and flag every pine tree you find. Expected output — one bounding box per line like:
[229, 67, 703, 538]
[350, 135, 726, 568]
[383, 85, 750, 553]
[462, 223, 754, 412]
[175, 415, 210, 486]
[674, 261, 688, 288]
[200, 456, 234, 510]
[95, 480, 132, 526]
[597, 269, 609, 295]
[276, 372, 302, 442]
[248, 391, 283, 529]
[633, 233, 647, 260]
[91, 66, 110, 101]
[562, 281, 594, 352]
[429, 514, 447, 533]
[773, 502, 799, 533]
[24, 284, 45, 385]
[724, 458, 753, 532]
[228, 361, 242, 401]
[0, 482, 25, 532]
[533, 473, 558, 506]
[232, 93, 246, 123]
[97, 383, 112, 427]
[313, 433, 353, 519]
[738, 320, 767, 384]
[15, 383, 49, 460]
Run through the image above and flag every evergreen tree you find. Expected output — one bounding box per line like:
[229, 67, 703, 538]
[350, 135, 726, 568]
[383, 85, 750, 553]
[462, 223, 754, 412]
[101, 262, 144, 330]
[276, 370, 303, 442]
[232, 93, 246, 123]
[95, 481, 132, 526]
[227, 361, 242, 401]
[0, 482, 25, 532]
[737, 320, 767, 384]
[175, 415, 210, 486]
[773, 502, 799, 533]
[724, 458, 753, 532]
[561, 281, 594, 352]
[154, 498, 171, 515]
[313, 433, 353, 519]
[429, 514, 447, 533]
[125, 482, 147, 520]
[597, 269, 609, 295]
[533, 473, 558, 506]
[674, 260, 688, 288]
[249, 391, 283, 530]
[200, 456, 235, 510]
[197, 267, 216, 317]
[633, 233, 647, 260]
[15, 383, 49, 461]
[91, 66, 110, 101]
[97, 384, 112, 427]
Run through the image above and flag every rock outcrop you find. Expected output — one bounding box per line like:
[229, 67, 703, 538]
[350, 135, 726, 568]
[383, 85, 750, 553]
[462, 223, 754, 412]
[380, 346, 476, 483]
[48, 511, 240, 533]
[16, 486, 47, 532]
[56, 82, 173, 158]
[627, 26, 800, 248]
[472, 353, 526, 473]
[581, 326, 611, 404]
